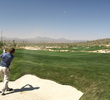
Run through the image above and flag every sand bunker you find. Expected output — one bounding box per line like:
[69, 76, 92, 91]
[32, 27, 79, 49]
[0, 74, 83, 100]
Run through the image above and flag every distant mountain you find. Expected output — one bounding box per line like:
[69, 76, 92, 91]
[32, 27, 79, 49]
[3, 36, 86, 43]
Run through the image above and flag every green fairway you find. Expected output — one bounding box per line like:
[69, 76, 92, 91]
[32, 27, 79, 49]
[0, 49, 110, 100]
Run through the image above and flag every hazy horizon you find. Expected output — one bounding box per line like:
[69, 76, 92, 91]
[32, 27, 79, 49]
[0, 0, 110, 40]
[3, 36, 109, 41]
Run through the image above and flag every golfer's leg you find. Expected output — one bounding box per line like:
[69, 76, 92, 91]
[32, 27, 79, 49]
[0, 66, 4, 82]
[0, 67, 5, 93]
[0, 71, 4, 82]
[5, 69, 10, 90]
[2, 68, 10, 93]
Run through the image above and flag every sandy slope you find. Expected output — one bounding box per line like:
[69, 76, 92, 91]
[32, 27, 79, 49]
[0, 74, 83, 100]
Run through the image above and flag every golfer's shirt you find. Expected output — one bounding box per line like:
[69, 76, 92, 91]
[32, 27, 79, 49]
[0, 52, 14, 67]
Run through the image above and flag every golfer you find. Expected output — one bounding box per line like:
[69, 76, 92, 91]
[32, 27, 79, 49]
[0, 48, 15, 95]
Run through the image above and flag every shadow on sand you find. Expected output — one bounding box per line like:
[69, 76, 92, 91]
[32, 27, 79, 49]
[7, 84, 40, 94]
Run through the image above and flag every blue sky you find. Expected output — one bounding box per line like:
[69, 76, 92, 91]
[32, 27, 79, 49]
[0, 0, 110, 40]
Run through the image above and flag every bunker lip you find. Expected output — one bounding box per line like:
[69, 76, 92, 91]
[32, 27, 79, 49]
[0, 74, 83, 100]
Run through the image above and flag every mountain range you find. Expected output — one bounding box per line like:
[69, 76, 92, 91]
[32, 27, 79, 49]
[3, 36, 86, 43]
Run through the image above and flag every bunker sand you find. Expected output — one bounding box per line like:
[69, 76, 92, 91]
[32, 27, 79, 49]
[0, 74, 83, 100]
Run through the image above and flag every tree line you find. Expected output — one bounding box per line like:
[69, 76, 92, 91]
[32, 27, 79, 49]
[0, 38, 110, 49]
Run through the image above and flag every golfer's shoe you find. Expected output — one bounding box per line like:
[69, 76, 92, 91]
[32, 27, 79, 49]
[1, 93, 6, 95]
[7, 88, 13, 91]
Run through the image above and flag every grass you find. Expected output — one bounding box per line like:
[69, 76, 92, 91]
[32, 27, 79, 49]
[0, 49, 110, 100]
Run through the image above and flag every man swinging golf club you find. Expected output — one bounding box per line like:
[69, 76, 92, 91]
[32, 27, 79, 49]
[0, 48, 15, 95]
